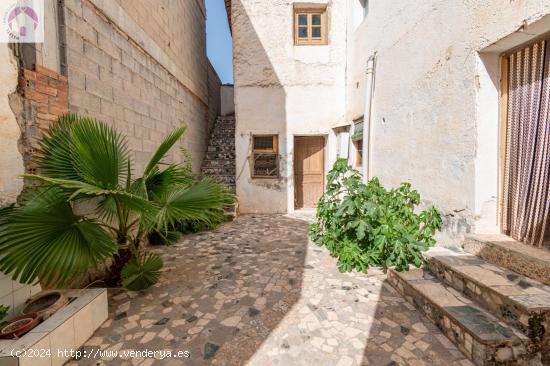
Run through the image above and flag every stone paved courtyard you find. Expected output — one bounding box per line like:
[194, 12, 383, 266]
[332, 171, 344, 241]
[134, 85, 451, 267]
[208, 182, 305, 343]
[69, 215, 472, 366]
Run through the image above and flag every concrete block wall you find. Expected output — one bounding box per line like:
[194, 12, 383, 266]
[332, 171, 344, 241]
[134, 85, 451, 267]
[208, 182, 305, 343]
[63, 0, 216, 173]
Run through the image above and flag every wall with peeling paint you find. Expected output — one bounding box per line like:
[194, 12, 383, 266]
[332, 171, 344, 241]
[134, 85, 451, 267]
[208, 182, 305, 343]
[0, 45, 23, 207]
[348, 1, 550, 246]
[233, 0, 347, 213]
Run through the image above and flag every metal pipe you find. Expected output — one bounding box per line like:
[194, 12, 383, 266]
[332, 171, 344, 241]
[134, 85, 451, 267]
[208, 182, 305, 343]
[361, 52, 377, 183]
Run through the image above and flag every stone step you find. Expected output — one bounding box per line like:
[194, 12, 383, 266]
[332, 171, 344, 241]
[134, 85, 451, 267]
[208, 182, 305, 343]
[205, 153, 235, 160]
[425, 247, 550, 350]
[202, 159, 236, 166]
[388, 268, 532, 366]
[207, 146, 235, 152]
[463, 234, 550, 286]
[210, 134, 235, 140]
[201, 113, 236, 196]
[201, 167, 235, 174]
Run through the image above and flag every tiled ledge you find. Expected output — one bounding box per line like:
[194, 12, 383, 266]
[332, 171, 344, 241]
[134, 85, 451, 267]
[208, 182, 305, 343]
[0, 288, 108, 366]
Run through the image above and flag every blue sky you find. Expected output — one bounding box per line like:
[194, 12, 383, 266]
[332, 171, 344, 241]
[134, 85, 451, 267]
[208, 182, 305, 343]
[206, 0, 233, 84]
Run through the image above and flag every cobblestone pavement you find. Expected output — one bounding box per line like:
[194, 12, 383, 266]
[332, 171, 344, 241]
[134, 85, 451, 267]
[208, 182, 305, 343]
[70, 214, 472, 366]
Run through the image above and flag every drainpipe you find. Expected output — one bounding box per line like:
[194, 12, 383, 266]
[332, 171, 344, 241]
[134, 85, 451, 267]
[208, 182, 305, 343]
[361, 52, 377, 183]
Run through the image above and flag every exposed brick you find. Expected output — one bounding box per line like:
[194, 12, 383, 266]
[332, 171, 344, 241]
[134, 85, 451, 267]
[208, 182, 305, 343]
[49, 105, 69, 116]
[35, 82, 58, 97]
[35, 64, 59, 80]
[50, 98, 69, 111]
[23, 69, 36, 81]
[24, 88, 48, 104]
[36, 112, 58, 122]
[36, 73, 49, 84]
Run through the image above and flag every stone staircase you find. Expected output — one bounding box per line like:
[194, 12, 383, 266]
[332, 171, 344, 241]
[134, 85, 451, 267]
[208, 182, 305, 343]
[388, 234, 550, 366]
[201, 114, 236, 191]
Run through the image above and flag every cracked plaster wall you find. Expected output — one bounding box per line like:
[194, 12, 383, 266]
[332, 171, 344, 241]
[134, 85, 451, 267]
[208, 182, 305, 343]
[347, 0, 550, 247]
[233, 0, 347, 213]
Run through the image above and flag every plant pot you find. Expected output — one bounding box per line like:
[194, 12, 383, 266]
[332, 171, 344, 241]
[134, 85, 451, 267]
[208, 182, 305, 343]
[22, 291, 68, 320]
[0, 313, 39, 339]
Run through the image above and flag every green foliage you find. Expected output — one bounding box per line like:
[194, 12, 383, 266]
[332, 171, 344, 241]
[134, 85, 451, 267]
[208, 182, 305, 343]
[121, 253, 163, 291]
[310, 159, 442, 272]
[0, 115, 234, 290]
[0, 305, 9, 321]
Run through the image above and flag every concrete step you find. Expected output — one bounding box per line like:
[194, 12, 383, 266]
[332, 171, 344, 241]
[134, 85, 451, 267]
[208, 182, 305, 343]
[425, 247, 550, 350]
[388, 268, 533, 366]
[463, 234, 550, 286]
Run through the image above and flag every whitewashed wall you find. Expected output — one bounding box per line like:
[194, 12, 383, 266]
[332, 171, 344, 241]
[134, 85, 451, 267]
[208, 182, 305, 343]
[233, 0, 348, 213]
[347, 0, 550, 246]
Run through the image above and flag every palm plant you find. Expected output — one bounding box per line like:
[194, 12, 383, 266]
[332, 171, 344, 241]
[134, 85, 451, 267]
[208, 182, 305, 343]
[0, 115, 234, 290]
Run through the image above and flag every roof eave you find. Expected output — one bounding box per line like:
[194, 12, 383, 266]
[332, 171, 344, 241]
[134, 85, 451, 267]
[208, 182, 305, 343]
[225, 0, 232, 33]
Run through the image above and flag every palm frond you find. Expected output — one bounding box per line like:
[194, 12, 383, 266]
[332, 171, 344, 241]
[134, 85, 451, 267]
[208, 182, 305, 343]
[146, 179, 234, 232]
[0, 187, 118, 287]
[36, 115, 129, 190]
[35, 114, 82, 180]
[24, 175, 154, 215]
[145, 165, 193, 198]
[121, 253, 163, 291]
[143, 127, 186, 178]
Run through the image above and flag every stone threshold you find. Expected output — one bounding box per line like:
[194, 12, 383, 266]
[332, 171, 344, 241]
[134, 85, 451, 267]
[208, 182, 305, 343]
[425, 247, 550, 343]
[463, 234, 550, 286]
[0, 288, 108, 366]
[388, 268, 531, 365]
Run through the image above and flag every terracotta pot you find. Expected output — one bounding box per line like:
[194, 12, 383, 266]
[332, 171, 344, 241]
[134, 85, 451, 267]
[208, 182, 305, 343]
[0, 312, 39, 339]
[22, 291, 68, 320]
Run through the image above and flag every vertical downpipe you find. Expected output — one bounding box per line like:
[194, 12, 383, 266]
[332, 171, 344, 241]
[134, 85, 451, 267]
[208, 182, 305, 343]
[362, 53, 377, 183]
[57, 0, 67, 77]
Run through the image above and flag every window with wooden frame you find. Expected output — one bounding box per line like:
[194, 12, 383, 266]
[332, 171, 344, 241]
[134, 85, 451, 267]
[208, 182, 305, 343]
[294, 7, 327, 45]
[252, 135, 279, 178]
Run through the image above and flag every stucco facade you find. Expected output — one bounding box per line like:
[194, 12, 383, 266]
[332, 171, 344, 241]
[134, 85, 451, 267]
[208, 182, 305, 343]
[347, 0, 550, 246]
[232, 0, 347, 213]
[231, 0, 550, 247]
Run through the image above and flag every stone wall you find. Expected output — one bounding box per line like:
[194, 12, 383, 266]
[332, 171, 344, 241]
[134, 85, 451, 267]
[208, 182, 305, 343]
[64, 0, 215, 173]
[347, 0, 550, 247]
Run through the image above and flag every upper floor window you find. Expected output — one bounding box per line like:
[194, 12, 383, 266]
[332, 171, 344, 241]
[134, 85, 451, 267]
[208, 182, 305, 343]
[294, 7, 327, 46]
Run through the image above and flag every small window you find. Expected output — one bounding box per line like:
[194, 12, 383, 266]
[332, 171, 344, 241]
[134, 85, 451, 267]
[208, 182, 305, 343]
[294, 8, 327, 45]
[252, 135, 279, 178]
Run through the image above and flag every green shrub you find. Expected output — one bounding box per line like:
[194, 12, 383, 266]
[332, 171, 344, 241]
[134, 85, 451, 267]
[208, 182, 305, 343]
[309, 159, 442, 272]
[0, 305, 9, 322]
[0, 115, 234, 291]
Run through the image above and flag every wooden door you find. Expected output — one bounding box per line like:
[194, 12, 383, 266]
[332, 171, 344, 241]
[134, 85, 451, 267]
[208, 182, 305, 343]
[294, 136, 325, 208]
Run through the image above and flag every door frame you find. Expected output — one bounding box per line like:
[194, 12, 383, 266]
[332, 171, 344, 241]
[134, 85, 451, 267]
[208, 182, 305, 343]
[293, 134, 327, 210]
[497, 54, 509, 230]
